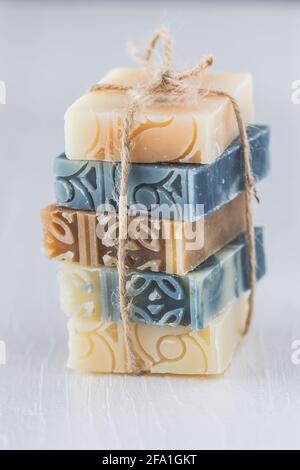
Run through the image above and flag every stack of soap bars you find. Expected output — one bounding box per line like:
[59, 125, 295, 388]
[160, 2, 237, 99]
[41, 65, 270, 376]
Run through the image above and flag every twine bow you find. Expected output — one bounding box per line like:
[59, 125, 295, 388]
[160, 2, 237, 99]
[89, 28, 259, 375]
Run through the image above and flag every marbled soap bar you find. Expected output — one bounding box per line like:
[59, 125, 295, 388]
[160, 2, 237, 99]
[65, 67, 254, 164]
[67, 294, 249, 375]
[58, 228, 265, 329]
[41, 194, 246, 275]
[55, 125, 269, 220]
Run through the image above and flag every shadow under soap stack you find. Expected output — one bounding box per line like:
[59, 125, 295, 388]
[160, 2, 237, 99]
[41, 66, 270, 376]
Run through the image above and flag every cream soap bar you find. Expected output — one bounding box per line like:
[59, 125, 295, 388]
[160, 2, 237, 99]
[65, 68, 254, 164]
[67, 294, 249, 375]
[58, 229, 265, 329]
[41, 194, 246, 275]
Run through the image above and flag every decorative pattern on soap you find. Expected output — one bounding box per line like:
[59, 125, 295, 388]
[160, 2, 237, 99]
[66, 294, 249, 375]
[58, 228, 265, 329]
[64, 68, 254, 164]
[41, 194, 247, 275]
[55, 125, 270, 219]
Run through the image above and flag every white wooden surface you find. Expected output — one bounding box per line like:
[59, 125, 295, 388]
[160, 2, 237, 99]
[0, 0, 300, 450]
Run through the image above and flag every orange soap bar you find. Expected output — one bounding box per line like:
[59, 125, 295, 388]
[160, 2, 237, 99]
[41, 194, 246, 275]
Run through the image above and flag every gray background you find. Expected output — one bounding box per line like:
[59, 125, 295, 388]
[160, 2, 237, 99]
[0, 0, 299, 450]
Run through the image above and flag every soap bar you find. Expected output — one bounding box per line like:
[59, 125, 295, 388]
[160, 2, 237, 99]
[65, 67, 254, 164]
[41, 194, 246, 275]
[67, 293, 249, 375]
[58, 228, 265, 329]
[55, 125, 269, 220]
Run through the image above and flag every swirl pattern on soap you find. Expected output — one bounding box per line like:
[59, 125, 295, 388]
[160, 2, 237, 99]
[67, 317, 215, 375]
[42, 206, 169, 271]
[126, 273, 188, 327]
[75, 114, 202, 163]
[55, 163, 98, 211]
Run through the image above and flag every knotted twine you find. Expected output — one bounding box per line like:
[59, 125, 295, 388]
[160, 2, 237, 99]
[89, 29, 259, 375]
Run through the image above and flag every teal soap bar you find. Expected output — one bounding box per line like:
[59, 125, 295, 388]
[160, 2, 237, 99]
[54, 125, 270, 221]
[98, 228, 265, 329]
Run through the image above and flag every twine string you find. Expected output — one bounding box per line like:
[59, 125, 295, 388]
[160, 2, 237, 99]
[89, 28, 258, 374]
[117, 99, 142, 375]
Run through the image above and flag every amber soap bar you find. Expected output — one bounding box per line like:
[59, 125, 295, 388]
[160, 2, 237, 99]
[65, 68, 254, 164]
[41, 194, 246, 275]
[67, 294, 249, 375]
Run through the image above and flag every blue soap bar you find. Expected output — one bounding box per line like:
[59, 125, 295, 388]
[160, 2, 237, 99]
[54, 125, 270, 221]
[98, 228, 265, 329]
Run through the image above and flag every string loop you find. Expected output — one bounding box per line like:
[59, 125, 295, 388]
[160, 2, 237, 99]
[89, 28, 258, 374]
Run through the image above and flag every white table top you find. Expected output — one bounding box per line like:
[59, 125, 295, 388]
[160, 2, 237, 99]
[0, 0, 299, 450]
